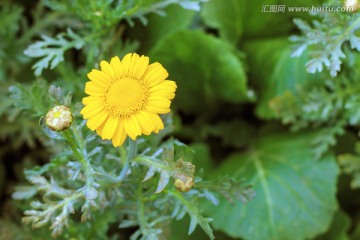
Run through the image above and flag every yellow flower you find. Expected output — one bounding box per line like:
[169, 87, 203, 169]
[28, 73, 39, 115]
[81, 53, 176, 147]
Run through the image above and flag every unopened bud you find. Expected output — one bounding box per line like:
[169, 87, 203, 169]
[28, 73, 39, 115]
[174, 177, 194, 192]
[45, 105, 72, 131]
[48, 85, 63, 102]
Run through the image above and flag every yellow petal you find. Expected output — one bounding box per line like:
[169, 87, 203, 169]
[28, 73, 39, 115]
[147, 96, 171, 109]
[96, 122, 105, 137]
[133, 55, 149, 79]
[87, 69, 111, 86]
[100, 60, 115, 80]
[86, 110, 109, 131]
[82, 96, 102, 105]
[110, 56, 124, 77]
[129, 53, 140, 77]
[102, 117, 119, 140]
[85, 82, 105, 96]
[150, 80, 177, 93]
[149, 89, 175, 100]
[80, 102, 104, 119]
[121, 53, 132, 75]
[143, 63, 168, 88]
[145, 105, 170, 114]
[85, 81, 105, 91]
[134, 111, 154, 135]
[146, 112, 164, 133]
[112, 120, 127, 147]
[124, 115, 142, 140]
[149, 80, 176, 99]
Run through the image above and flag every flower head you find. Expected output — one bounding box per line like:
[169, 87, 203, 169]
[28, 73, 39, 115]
[45, 105, 73, 131]
[81, 53, 177, 146]
[174, 177, 194, 192]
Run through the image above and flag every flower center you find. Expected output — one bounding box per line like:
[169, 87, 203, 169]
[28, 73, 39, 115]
[105, 77, 148, 118]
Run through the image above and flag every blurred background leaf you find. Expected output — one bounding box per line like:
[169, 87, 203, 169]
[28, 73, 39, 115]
[202, 131, 339, 240]
[150, 30, 249, 115]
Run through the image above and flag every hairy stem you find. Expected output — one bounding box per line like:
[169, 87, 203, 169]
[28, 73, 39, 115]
[117, 138, 137, 181]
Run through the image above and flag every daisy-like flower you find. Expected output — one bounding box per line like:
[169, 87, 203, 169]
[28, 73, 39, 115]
[80, 53, 176, 147]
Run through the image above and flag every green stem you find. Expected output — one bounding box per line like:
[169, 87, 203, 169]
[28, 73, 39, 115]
[62, 129, 86, 165]
[333, 16, 360, 48]
[117, 138, 137, 181]
[137, 184, 147, 232]
[63, 129, 93, 186]
[71, 125, 85, 150]
[133, 156, 173, 171]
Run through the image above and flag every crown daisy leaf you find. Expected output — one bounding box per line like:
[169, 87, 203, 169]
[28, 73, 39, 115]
[81, 53, 177, 147]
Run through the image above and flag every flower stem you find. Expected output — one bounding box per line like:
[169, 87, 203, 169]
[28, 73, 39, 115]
[62, 129, 86, 165]
[117, 138, 137, 181]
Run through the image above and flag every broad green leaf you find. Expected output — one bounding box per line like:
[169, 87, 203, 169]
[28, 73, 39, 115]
[201, 0, 242, 45]
[150, 30, 248, 114]
[189, 143, 214, 177]
[128, 4, 195, 52]
[203, 131, 339, 240]
[203, 119, 255, 148]
[243, 38, 321, 118]
[316, 210, 350, 240]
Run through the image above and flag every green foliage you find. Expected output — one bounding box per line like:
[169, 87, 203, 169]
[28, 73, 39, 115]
[201, 0, 242, 45]
[128, 4, 196, 52]
[291, 10, 360, 76]
[150, 30, 250, 115]
[270, 76, 360, 159]
[338, 142, 360, 189]
[203, 131, 339, 240]
[9, 80, 51, 117]
[24, 29, 85, 76]
[316, 210, 351, 240]
[244, 38, 322, 118]
[4, 0, 360, 239]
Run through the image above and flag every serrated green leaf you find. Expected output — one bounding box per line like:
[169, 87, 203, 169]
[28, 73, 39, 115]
[150, 30, 248, 114]
[24, 29, 84, 76]
[9, 80, 50, 116]
[155, 170, 170, 193]
[203, 131, 339, 240]
[143, 166, 157, 182]
[169, 190, 214, 240]
[12, 186, 37, 200]
[82, 186, 98, 200]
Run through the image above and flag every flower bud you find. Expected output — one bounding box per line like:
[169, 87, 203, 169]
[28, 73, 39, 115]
[174, 176, 194, 192]
[45, 105, 72, 131]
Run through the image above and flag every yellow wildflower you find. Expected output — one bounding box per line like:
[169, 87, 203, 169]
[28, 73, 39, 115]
[81, 53, 176, 146]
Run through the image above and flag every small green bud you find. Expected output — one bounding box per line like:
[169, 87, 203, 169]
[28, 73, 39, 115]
[45, 105, 72, 131]
[174, 176, 194, 192]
